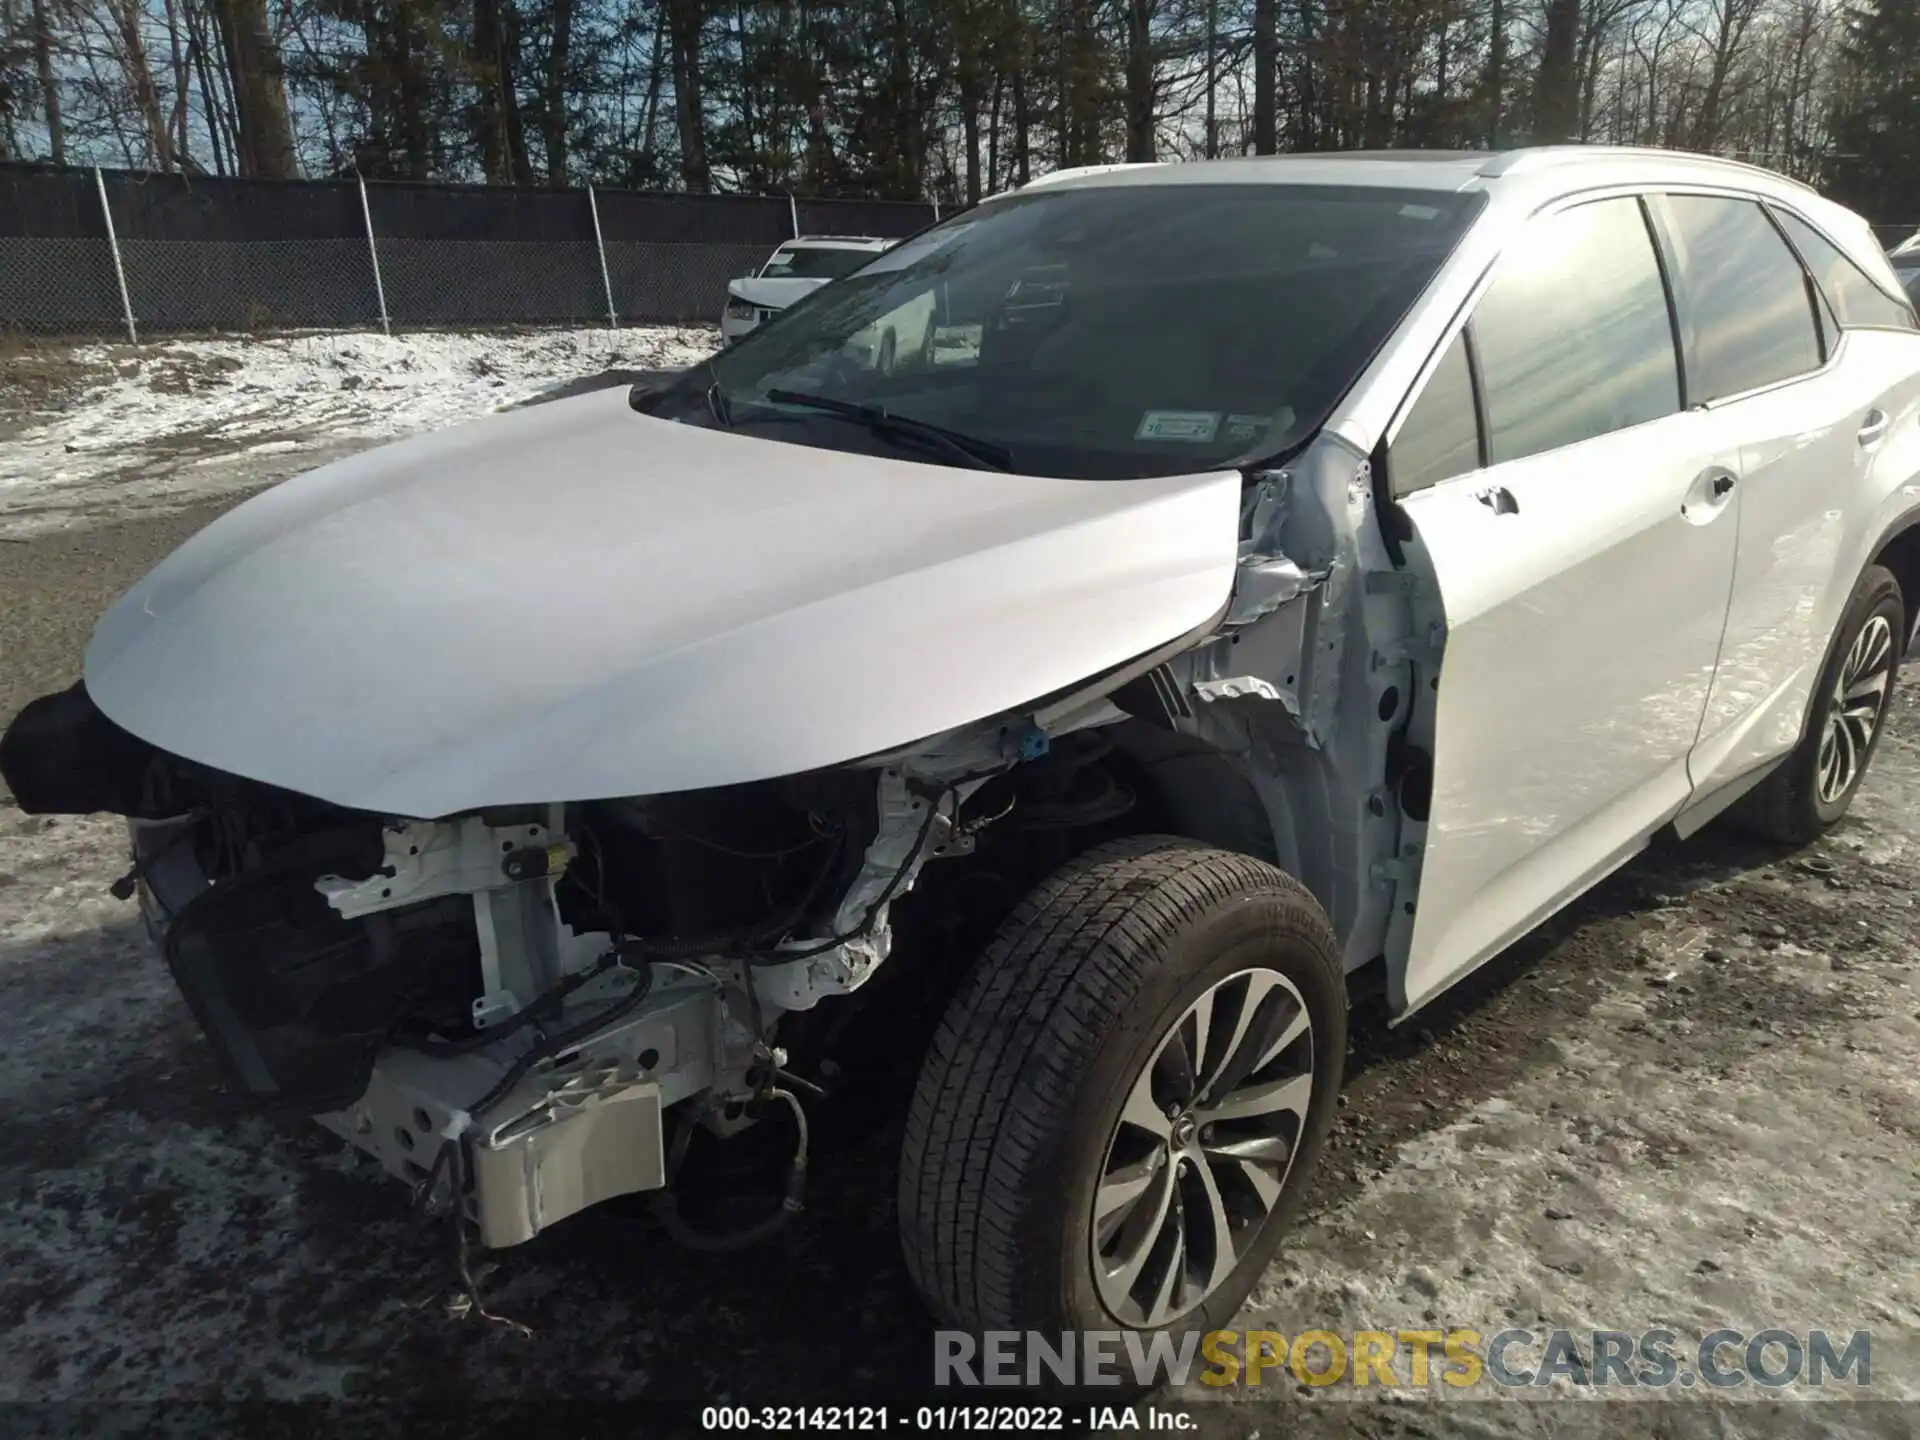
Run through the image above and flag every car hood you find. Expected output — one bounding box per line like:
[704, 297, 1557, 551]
[83, 390, 1242, 817]
[728, 276, 829, 309]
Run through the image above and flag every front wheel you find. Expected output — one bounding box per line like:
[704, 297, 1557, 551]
[897, 837, 1345, 1340]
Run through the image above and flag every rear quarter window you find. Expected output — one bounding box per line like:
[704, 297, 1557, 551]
[1773, 209, 1920, 332]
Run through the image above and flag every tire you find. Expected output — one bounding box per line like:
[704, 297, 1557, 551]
[1734, 564, 1905, 845]
[897, 836, 1345, 1345]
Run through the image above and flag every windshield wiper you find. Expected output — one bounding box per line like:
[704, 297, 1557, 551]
[763, 388, 1012, 472]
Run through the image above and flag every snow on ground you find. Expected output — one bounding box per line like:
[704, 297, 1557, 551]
[0, 325, 717, 538]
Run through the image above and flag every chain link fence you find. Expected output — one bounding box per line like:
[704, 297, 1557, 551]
[0, 164, 939, 341]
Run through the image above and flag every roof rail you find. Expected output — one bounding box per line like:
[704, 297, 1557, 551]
[978, 162, 1165, 201]
[1476, 145, 1817, 193]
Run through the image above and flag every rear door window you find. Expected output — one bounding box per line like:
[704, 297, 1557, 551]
[1772, 210, 1919, 332]
[1469, 196, 1681, 465]
[1659, 195, 1824, 403]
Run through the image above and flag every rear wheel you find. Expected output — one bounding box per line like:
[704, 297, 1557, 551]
[1735, 564, 1904, 844]
[897, 837, 1345, 1340]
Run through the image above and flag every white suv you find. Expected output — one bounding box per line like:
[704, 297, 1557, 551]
[5, 147, 1918, 1345]
[719, 235, 893, 343]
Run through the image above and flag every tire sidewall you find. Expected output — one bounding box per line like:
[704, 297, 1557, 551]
[1036, 886, 1346, 1340]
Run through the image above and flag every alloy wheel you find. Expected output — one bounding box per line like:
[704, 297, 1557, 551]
[1817, 614, 1896, 805]
[1090, 967, 1315, 1327]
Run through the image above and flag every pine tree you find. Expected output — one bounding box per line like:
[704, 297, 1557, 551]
[1827, 0, 1920, 224]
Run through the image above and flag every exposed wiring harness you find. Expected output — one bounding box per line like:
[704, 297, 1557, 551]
[645, 1087, 811, 1251]
[735, 778, 958, 965]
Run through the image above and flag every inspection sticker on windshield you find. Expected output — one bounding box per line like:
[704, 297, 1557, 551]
[1136, 410, 1221, 442]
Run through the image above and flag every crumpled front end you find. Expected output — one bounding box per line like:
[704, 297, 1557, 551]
[1, 681, 1014, 1249]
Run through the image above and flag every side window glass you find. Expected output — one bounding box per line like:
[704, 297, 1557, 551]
[1773, 209, 1919, 332]
[1389, 331, 1480, 497]
[1471, 197, 1680, 465]
[1663, 195, 1822, 402]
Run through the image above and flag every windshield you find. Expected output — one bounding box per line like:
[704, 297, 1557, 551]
[658, 182, 1485, 479]
[761, 245, 879, 281]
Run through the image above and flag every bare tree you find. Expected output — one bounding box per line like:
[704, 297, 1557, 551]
[1686, 0, 1765, 149]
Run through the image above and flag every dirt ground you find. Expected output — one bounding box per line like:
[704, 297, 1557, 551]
[0, 387, 1915, 1436]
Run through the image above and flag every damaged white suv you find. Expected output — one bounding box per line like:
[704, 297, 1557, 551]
[7, 147, 1920, 1341]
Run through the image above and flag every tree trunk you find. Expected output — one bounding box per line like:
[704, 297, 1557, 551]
[959, 62, 983, 203]
[107, 0, 170, 167]
[1056, 0, 1071, 166]
[1692, 0, 1758, 152]
[163, 0, 192, 165]
[542, 0, 575, 180]
[1204, 0, 1217, 156]
[1533, 0, 1580, 143]
[29, 0, 64, 163]
[472, 0, 519, 182]
[667, 0, 710, 190]
[1485, 0, 1506, 147]
[395, 7, 433, 178]
[638, 1, 668, 161]
[987, 69, 1002, 189]
[1577, 12, 1607, 139]
[1253, 0, 1277, 152]
[185, 0, 228, 173]
[1123, 0, 1154, 161]
[888, 0, 916, 193]
[212, 0, 297, 176]
[734, 0, 760, 186]
[1009, 0, 1030, 182]
[1294, 0, 1315, 149]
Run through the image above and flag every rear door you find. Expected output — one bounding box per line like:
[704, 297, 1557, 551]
[1677, 197, 1920, 793]
[1384, 194, 1742, 1015]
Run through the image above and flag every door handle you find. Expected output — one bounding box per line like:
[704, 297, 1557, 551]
[1473, 484, 1519, 515]
[1682, 467, 1738, 523]
[1858, 410, 1890, 448]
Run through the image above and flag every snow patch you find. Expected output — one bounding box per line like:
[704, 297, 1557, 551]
[0, 325, 718, 536]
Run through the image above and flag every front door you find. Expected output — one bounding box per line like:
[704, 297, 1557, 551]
[1384, 194, 1741, 1015]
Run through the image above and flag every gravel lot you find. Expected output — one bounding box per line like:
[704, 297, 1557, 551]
[0, 339, 1915, 1435]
